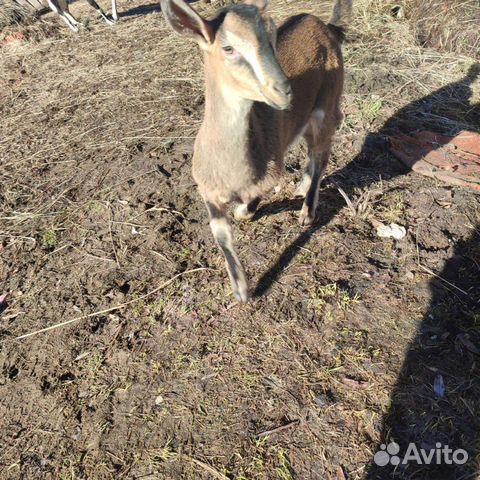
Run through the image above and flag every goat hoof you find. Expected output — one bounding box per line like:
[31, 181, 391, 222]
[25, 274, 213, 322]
[298, 207, 315, 227]
[234, 204, 254, 222]
[233, 285, 249, 303]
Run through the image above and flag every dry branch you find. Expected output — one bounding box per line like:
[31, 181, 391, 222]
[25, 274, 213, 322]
[13, 268, 212, 340]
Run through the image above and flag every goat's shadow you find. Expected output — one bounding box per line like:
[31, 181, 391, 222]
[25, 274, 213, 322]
[254, 63, 480, 298]
[118, 3, 161, 18]
[118, 0, 199, 18]
[254, 63, 480, 478]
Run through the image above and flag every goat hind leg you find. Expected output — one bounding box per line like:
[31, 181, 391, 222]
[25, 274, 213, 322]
[48, 0, 81, 31]
[234, 197, 261, 222]
[296, 108, 330, 198]
[295, 157, 313, 198]
[298, 146, 330, 226]
[111, 0, 118, 21]
[85, 0, 116, 24]
[298, 112, 333, 226]
[205, 200, 249, 302]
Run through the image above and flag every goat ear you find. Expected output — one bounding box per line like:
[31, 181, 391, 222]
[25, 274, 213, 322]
[244, 0, 269, 13]
[161, 0, 214, 48]
[264, 16, 278, 50]
[245, 0, 276, 48]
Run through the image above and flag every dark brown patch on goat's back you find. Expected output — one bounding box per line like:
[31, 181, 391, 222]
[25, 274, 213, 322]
[265, 13, 344, 151]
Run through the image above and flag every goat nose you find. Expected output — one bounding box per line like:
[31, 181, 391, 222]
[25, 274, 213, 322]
[274, 81, 292, 97]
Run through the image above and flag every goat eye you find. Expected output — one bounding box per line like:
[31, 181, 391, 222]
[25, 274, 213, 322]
[222, 46, 235, 55]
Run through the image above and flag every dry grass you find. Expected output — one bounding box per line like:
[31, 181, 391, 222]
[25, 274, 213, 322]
[405, 0, 480, 57]
[346, 0, 480, 57]
[0, 0, 30, 30]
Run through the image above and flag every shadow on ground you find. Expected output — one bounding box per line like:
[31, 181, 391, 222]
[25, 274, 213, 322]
[119, 3, 161, 18]
[367, 230, 480, 479]
[255, 64, 480, 478]
[118, 0, 200, 18]
[254, 63, 480, 297]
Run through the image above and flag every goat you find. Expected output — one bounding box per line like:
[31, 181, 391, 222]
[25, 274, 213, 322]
[47, 0, 118, 32]
[161, 0, 352, 302]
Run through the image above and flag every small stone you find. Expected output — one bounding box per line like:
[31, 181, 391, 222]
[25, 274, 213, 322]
[376, 223, 407, 240]
[405, 271, 415, 280]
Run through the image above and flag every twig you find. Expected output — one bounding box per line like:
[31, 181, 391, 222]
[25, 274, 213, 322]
[156, 450, 228, 480]
[46, 244, 70, 256]
[14, 268, 212, 340]
[419, 264, 469, 296]
[108, 204, 120, 267]
[333, 181, 356, 215]
[140, 206, 186, 219]
[150, 250, 175, 265]
[257, 419, 300, 438]
[0, 234, 36, 245]
[72, 246, 116, 263]
[184, 455, 229, 480]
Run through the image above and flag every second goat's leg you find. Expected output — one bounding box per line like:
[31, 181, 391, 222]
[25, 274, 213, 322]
[48, 0, 82, 31]
[86, 0, 116, 24]
[111, 0, 118, 21]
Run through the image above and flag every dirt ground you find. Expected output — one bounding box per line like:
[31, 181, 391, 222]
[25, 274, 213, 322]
[1, 0, 480, 479]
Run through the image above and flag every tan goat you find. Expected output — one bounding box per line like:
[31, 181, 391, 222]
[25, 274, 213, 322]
[161, 0, 352, 302]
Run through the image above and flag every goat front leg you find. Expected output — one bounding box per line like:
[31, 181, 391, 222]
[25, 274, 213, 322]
[204, 198, 249, 303]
